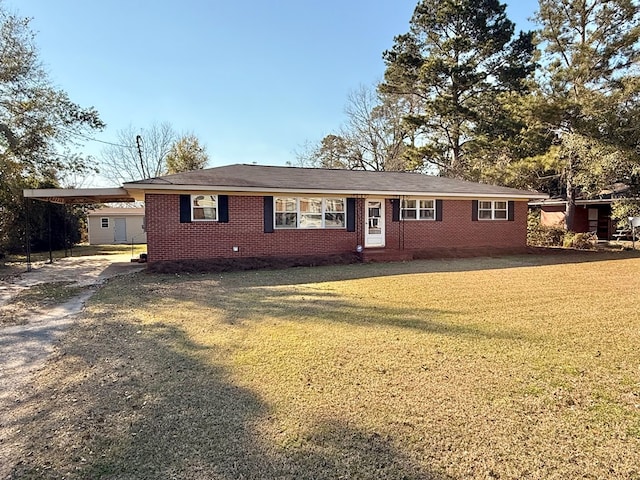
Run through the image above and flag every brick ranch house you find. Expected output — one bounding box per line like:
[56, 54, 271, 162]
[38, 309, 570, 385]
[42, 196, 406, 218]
[24, 164, 547, 268]
[125, 164, 547, 265]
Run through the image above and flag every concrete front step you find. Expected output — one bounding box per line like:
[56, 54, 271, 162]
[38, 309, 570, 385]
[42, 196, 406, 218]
[362, 248, 413, 263]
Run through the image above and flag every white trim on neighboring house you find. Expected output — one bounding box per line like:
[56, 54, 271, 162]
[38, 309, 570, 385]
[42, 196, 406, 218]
[529, 198, 618, 207]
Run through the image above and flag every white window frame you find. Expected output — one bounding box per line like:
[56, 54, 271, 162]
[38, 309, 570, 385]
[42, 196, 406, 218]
[299, 197, 323, 228]
[191, 194, 218, 221]
[100, 217, 109, 228]
[274, 197, 346, 229]
[478, 200, 508, 220]
[401, 198, 436, 220]
[274, 197, 298, 229]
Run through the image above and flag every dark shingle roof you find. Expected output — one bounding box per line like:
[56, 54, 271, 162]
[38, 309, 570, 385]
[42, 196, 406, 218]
[124, 164, 546, 199]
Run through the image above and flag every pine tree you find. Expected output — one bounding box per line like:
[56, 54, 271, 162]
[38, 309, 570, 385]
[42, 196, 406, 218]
[535, 0, 640, 229]
[381, 0, 534, 178]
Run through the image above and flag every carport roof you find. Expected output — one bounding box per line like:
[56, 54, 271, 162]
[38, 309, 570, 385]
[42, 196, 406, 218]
[22, 188, 135, 204]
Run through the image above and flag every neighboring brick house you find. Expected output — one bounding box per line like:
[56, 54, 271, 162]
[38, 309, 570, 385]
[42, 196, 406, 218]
[529, 199, 615, 239]
[117, 164, 547, 265]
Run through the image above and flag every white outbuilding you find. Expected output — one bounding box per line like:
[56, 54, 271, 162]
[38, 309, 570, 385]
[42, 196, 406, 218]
[87, 207, 146, 245]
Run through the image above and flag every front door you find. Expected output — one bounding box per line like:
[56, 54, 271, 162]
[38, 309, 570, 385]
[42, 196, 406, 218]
[365, 199, 385, 247]
[114, 218, 127, 243]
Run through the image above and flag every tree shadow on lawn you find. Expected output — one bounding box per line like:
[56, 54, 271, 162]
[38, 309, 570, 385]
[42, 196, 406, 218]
[197, 287, 530, 343]
[166, 249, 640, 290]
[5, 317, 452, 480]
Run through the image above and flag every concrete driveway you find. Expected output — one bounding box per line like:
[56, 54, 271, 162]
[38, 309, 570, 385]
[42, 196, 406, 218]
[0, 254, 144, 413]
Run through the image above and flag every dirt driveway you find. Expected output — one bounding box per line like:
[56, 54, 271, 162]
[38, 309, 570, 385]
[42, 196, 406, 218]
[0, 254, 144, 412]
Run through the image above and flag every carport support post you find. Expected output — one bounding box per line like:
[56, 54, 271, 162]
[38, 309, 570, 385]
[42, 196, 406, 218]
[63, 204, 68, 257]
[25, 198, 32, 272]
[47, 201, 53, 264]
[64, 207, 73, 257]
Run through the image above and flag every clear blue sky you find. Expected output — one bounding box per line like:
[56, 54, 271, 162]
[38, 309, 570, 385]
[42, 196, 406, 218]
[11, 0, 539, 186]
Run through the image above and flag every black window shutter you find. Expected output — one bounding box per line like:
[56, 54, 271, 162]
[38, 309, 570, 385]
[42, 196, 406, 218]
[472, 200, 479, 221]
[179, 195, 192, 223]
[436, 199, 443, 221]
[391, 199, 400, 222]
[508, 201, 515, 221]
[264, 196, 274, 233]
[346, 198, 356, 232]
[218, 195, 229, 223]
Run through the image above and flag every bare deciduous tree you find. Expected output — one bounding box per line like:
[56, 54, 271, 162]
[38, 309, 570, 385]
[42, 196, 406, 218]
[295, 84, 420, 171]
[99, 122, 177, 185]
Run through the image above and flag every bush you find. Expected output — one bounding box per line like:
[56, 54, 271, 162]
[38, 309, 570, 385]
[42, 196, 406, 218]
[528, 209, 566, 247]
[527, 209, 597, 249]
[527, 208, 564, 247]
[562, 231, 598, 250]
[611, 199, 640, 230]
[528, 225, 566, 246]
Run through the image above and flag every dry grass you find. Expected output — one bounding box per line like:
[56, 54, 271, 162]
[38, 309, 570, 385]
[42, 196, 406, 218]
[0, 282, 88, 326]
[4, 251, 640, 479]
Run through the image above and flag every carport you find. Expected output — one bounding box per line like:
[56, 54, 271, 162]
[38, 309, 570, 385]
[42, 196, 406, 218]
[21, 188, 136, 271]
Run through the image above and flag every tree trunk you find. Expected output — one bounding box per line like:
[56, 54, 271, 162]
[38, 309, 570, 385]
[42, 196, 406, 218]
[565, 177, 577, 232]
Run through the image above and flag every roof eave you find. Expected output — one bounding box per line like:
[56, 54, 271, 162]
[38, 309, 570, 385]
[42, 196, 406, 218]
[529, 198, 619, 206]
[123, 183, 547, 200]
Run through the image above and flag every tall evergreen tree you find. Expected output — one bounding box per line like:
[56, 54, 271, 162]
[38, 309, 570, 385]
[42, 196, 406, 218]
[535, 0, 640, 229]
[381, 0, 535, 178]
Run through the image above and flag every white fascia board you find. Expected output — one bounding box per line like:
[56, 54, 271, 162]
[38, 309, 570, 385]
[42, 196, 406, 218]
[124, 183, 548, 200]
[529, 198, 615, 206]
[23, 187, 130, 198]
[87, 211, 145, 216]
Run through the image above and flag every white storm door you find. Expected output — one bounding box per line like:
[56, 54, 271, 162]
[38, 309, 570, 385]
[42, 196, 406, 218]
[365, 199, 385, 247]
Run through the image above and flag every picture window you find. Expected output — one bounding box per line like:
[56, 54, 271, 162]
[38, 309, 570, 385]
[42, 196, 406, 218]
[275, 197, 346, 229]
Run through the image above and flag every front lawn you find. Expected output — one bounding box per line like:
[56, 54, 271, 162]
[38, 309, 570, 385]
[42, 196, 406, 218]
[5, 252, 640, 479]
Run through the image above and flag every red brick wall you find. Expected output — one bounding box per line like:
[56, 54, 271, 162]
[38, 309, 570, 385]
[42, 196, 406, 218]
[540, 204, 589, 232]
[541, 204, 591, 232]
[146, 194, 528, 263]
[145, 194, 362, 262]
[385, 199, 528, 250]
